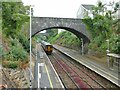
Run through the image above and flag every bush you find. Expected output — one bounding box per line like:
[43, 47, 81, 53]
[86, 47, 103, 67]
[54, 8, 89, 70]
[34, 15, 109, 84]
[48, 31, 81, 50]
[110, 34, 120, 54]
[3, 60, 18, 69]
[100, 42, 107, 52]
[9, 45, 27, 61]
[48, 33, 61, 43]
[0, 44, 4, 57]
[8, 61, 18, 69]
[18, 33, 30, 52]
[4, 38, 28, 61]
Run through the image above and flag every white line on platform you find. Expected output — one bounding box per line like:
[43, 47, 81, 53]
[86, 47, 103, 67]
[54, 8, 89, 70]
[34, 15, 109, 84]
[44, 86, 47, 90]
[39, 73, 41, 79]
[39, 63, 44, 66]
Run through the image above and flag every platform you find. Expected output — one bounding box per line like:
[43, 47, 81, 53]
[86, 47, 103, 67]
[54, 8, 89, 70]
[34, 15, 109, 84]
[33, 44, 64, 89]
[53, 44, 120, 87]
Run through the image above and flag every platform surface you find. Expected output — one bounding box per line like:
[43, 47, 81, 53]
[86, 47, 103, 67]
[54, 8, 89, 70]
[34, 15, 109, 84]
[34, 44, 64, 89]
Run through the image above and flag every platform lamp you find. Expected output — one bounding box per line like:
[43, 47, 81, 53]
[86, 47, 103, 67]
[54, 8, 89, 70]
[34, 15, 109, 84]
[81, 38, 84, 56]
[106, 39, 110, 68]
[106, 39, 110, 53]
[30, 5, 34, 89]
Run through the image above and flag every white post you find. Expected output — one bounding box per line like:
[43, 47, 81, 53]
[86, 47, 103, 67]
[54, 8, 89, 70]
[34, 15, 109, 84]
[36, 44, 37, 61]
[107, 39, 109, 52]
[29, 6, 32, 89]
[30, 5, 34, 89]
[81, 38, 84, 56]
[106, 39, 110, 68]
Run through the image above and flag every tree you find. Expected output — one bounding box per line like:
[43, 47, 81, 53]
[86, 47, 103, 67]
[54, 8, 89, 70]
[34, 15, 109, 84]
[2, 2, 29, 38]
[83, 1, 120, 53]
[46, 29, 58, 40]
[1, 2, 30, 68]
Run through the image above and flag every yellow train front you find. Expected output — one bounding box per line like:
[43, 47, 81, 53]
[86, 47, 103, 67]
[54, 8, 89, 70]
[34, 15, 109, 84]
[41, 41, 53, 55]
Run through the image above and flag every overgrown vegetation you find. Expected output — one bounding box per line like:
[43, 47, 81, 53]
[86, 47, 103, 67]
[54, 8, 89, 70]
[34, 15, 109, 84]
[83, 1, 120, 54]
[18, 33, 30, 52]
[6, 38, 27, 61]
[1, 2, 30, 69]
[0, 44, 4, 57]
[35, 29, 58, 43]
[47, 30, 81, 51]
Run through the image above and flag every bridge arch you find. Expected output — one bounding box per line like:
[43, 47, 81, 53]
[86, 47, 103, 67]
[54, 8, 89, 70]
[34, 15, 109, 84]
[31, 17, 91, 43]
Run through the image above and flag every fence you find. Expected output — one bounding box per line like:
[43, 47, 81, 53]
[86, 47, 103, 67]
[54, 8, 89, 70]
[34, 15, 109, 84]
[107, 53, 120, 72]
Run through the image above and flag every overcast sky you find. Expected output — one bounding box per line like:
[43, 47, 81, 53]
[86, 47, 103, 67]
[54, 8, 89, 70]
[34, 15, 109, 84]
[22, 0, 119, 18]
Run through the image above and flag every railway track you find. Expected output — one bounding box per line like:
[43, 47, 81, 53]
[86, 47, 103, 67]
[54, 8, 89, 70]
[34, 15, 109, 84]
[48, 49, 119, 89]
[49, 55, 77, 89]
[54, 53, 105, 89]
[55, 50, 119, 89]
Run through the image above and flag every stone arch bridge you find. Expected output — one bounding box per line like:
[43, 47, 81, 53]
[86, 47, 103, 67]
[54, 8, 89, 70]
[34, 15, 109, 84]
[31, 17, 91, 43]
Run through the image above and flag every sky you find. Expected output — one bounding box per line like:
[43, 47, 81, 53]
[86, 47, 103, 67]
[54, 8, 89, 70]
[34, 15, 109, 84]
[22, 0, 119, 18]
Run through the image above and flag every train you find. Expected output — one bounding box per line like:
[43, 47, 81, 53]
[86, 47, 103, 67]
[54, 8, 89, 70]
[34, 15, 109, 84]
[41, 41, 53, 55]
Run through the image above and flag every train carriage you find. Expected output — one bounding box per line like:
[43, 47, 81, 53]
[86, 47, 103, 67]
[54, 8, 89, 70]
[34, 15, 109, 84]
[41, 41, 53, 55]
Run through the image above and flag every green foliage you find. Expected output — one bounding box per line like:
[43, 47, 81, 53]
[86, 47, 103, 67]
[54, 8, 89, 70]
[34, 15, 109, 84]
[9, 46, 27, 61]
[2, 2, 29, 38]
[82, 18, 93, 31]
[48, 31, 81, 50]
[8, 61, 18, 69]
[2, 61, 18, 69]
[83, 1, 120, 54]
[110, 35, 120, 54]
[100, 42, 107, 51]
[46, 29, 58, 39]
[34, 33, 47, 43]
[0, 44, 4, 57]
[48, 33, 60, 43]
[18, 33, 30, 52]
[1, 2, 30, 69]
[47, 29, 63, 43]
[5, 38, 27, 61]
[88, 39, 107, 53]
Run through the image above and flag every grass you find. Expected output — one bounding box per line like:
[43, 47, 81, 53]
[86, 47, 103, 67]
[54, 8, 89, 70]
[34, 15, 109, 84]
[85, 54, 107, 67]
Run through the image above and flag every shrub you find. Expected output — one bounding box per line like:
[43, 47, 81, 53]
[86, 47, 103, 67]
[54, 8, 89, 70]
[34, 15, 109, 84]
[0, 44, 4, 57]
[9, 45, 27, 61]
[100, 42, 107, 52]
[3, 60, 18, 69]
[4, 38, 28, 61]
[18, 33, 30, 52]
[8, 61, 18, 69]
[110, 34, 120, 54]
[48, 31, 81, 49]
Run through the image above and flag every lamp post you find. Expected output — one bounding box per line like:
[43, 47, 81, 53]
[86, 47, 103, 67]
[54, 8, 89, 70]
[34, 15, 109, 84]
[30, 5, 34, 89]
[81, 38, 84, 56]
[106, 39, 110, 53]
[106, 39, 110, 68]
